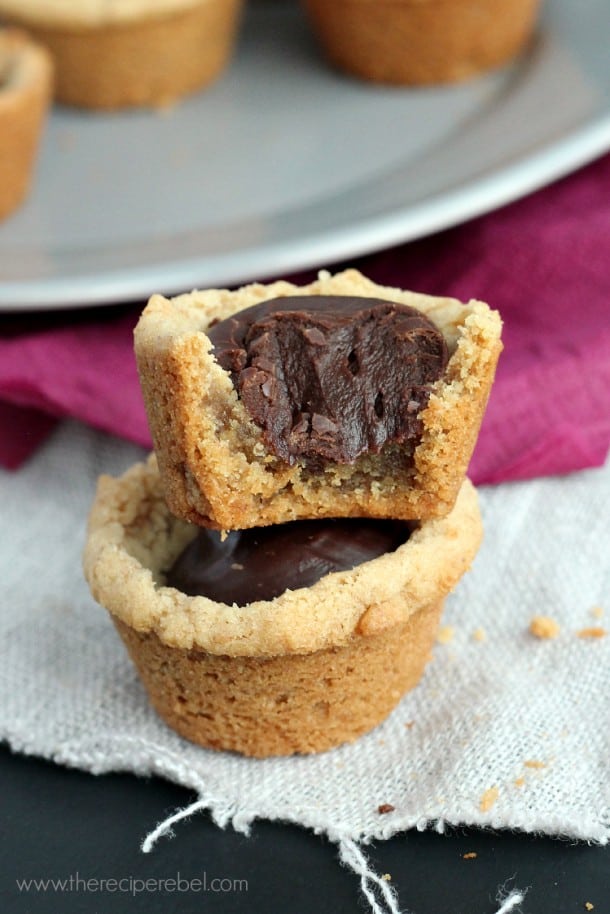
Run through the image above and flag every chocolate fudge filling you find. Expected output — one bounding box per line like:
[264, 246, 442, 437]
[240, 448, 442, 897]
[166, 518, 414, 605]
[208, 295, 448, 465]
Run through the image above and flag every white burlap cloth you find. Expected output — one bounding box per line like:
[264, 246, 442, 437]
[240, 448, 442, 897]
[2, 422, 609, 913]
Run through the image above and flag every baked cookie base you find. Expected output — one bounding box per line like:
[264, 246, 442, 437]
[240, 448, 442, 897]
[134, 269, 502, 530]
[303, 0, 541, 85]
[115, 599, 444, 757]
[13, 0, 243, 109]
[0, 30, 53, 220]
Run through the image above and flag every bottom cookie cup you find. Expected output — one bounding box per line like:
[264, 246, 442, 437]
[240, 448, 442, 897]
[303, 0, 542, 85]
[84, 457, 483, 757]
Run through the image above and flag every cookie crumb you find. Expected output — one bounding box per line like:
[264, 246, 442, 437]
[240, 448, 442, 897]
[404, 721, 415, 729]
[437, 625, 454, 644]
[585, 903, 594, 911]
[590, 606, 604, 619]
[529, 616, 560, 639]
[524, 759, 548, 769]
[381, 873, 392, 882]
[576, 627, 607, 639]
[479, 786, 499, 812]
[472, 627, 486, 642]
[463, 852, 477, 859]
[514, 777, 525, 788]
[378, 803, 395, 815]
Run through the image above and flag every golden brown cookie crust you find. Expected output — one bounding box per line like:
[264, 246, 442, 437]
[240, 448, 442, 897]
[303, 0, 542, 85]
[83, 454, 483, 656]
[1, 0, 243, 109]
[0, 29, 53, 221]
[134, 269, 502, 529]
[113, 600, 445, 757]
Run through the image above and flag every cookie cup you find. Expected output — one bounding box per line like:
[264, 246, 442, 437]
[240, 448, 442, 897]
[0, 29, 52, 220]
[135, 269, 502, 530]
[83, 456, 482, 757]
[302, 0, 541, 85]
[0, 0, 243, 109]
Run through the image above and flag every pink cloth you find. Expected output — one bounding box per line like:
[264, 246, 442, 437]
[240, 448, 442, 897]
[2, 153, 610, 483]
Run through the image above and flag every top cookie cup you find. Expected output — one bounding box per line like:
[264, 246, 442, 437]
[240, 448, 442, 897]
[134, 269, 502, 529]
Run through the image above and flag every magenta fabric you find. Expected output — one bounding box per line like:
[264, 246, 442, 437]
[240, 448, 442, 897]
[1, 152, 610, 483]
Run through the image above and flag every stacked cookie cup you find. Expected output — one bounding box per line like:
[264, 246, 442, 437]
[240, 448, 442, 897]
[84, 269, 502, 757]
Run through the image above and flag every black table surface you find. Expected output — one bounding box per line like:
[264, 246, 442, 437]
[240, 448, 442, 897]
[1, 745, 608, 914]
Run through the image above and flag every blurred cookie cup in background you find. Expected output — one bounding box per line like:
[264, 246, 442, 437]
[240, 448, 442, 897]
[0, 0, 244, 109]
[302, 0, 543, 85]
[0, 28, 52, 221]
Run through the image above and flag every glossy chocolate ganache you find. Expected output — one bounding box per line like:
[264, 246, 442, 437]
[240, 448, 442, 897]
[207, 295, 448, 465]
[166, 518, 415, 606]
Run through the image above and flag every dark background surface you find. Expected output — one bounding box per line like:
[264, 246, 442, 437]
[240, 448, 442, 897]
[1, 744, 607, 914]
